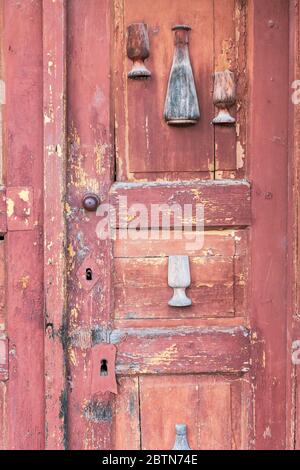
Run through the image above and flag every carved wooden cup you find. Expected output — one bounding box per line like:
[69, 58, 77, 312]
[212, 69, 236, 124]
[127, 23, 151, 79]
[168, 255, 192, 307]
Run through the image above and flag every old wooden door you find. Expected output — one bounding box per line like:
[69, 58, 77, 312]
[0, 0, 294, 451]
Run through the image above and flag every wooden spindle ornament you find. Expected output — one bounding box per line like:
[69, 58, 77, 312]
[212, 70, 236, 124]
[164, 25, 200, 125]
[127, 23, 151, 79]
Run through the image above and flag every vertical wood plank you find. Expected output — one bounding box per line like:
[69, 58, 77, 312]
[288, 0, 300, 450]
[291, 0, 300, 450]
[214, 0, 237, 173]
[197, 378, 232, 450]
[114, 377, 140, 450]
[139, 375, 198, 450]
[67, 0, 114, 450]
[0, 0, 4, 184]
[249, 0, 289, 449]
[0, 239, 5, 326]
[0, 381, 6, 449]
[43, 0, 67, 450]
[4, 0, 44, 449]
[0, 2, 6, 449]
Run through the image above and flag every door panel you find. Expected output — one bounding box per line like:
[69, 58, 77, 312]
[113, 229, 247, 320]
[63, 0, 289, 450]
[110, 0, 250, 450]
[115, 376, 248, 450]
[0, 0, 292, 451]
[114, 0, 246, 180]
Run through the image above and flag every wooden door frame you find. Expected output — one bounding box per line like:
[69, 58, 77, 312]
[249, 0, 289, 449]
[288, 0, 300, 450]
[0, 0, 299, 450]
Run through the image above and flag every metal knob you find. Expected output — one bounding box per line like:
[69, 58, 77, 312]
[82, 193, 100, 212]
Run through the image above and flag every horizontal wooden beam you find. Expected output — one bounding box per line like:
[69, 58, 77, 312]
[109, 326, 250, 375]
[109, 180, 251, 228]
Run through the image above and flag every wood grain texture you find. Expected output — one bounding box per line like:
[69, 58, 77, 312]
[139, 375, 247, 450]
[249, 0, 289, 449]
[287, 0, 300, 450]
[214, 0, 237, 172]
[43, 0, 67, 450]
[0, 239, 5, 326]
[294, 0, 300, 450]
[67, 0, 114, 450]
[114, 229, 236, 257]
[114, 255, 237, 319]
[114, 0, 214, 179]
[4, 0, 44, 450]
[110, 326, 250, 375]
[110, 180, 251, 228]
[114, 377, 140, 450]
[113, 231, 247, 322]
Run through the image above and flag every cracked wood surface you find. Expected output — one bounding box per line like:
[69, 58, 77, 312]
[0, 0, 297, 451]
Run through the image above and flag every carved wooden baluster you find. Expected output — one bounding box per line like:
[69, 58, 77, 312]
[164, 25, 200, 125]
[127, 23, 151, 79]
[168, 255, 192, 307]
[212, 70, 236, 124]
[172, 424, 192, 450]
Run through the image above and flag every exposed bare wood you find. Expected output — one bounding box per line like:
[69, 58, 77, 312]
[110, 326, 250, 375]
[110, 180, 251, 228]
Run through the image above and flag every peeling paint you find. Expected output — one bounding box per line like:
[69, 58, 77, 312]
[19, 275, 30, 290]
[18, 189, 30, 202]
[6, 198, 14, 217]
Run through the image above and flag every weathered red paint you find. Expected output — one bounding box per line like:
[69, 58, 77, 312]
[91, 343, 118, 395]
[249, 0, 289, 449]
[0, 187, 6, 234]
[43, 0, 67, 450]
[66, 0, 114, 450]
[4, 0, 44, 450]
[110, 180, 251, 228]
[0, 0, 299, 451]
[287, 0, 300, 450]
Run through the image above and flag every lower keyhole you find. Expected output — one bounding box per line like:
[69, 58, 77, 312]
[100, 359, 108, 376]
[86, 268, 93, 281]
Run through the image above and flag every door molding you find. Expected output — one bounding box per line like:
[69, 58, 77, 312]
[43, 0, 68, 450]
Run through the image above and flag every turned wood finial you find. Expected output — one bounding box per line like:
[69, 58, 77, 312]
[168, 255, 192, 307]
[164, 25, 200, 126]
[212, 69, 236, 124]
[172, 424, 192, 450]
[127, 23, 151, 79]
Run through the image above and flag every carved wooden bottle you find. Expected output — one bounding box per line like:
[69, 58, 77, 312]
[164, 25, 200, 126]
[172, 424, 192, 450]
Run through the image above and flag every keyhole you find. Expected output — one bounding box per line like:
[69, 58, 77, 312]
[86, 268, 93, 281]
[100, 359, 108, 376]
